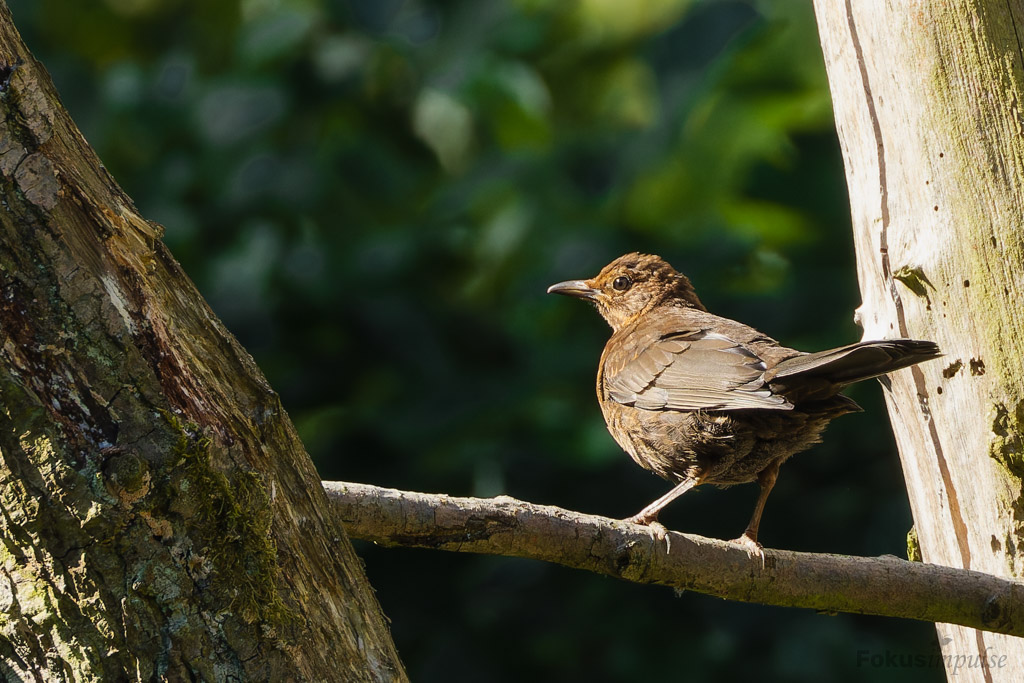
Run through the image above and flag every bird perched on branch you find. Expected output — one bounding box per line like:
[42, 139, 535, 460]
[548, 253, 939, 554]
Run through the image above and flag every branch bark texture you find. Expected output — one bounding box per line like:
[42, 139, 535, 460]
[326, 482, 1024, 638]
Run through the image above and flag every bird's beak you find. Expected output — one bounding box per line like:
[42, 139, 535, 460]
[547, 279, 598, 299]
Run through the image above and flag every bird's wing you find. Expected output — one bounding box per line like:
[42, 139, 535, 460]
[604, 330, 794, 412]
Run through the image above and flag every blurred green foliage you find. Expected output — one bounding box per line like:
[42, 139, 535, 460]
[10, 0, 943, 680]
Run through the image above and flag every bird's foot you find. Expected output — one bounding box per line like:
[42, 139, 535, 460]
[648, 521, 671, 553]
[624, 512, 655, 526]
[624, 515, 671, 554]
[730, 533, 766, 568]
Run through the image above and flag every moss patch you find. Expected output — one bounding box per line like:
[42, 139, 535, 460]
[990, 401, 1024, 483]
[892, 265, 934, 298]
[907, 525, 922, 562]
[156, 416, 294, 629]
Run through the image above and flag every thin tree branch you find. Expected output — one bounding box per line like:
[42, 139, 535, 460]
[324, 481, 1024, 637]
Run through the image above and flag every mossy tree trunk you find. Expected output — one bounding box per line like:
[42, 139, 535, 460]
[0, 4, 406, 680]
[814, 1, 1024, 679]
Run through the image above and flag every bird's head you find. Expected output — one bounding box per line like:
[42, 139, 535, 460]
[547, 253, 705, 331]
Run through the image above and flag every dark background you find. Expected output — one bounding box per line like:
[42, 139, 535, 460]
[9, 0, 944, 680]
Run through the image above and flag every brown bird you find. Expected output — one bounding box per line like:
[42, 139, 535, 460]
[548, 253, 939, 553]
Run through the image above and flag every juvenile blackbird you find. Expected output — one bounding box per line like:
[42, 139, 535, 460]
[548, 253, 939, 552]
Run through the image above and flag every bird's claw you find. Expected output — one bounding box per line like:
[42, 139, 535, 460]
[731, 533, 766, 568]
[648, 521, 671, 553]
[624, 516, 672, 554]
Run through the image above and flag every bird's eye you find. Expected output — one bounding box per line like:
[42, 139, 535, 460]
[612, 276, 632, 292]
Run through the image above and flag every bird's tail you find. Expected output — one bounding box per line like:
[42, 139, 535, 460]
[768, 339, 940, 397]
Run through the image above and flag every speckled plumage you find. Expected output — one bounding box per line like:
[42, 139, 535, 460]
[549, 253, 940, 547]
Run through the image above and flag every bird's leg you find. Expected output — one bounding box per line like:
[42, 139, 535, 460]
[625, 474, 704, 526]
[731, 461, 781, 563]
[625, 475, 704, 554]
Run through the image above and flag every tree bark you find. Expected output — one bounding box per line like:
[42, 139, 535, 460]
[327, 482, 1024, 640]
[814, 0, 1024, 679]
[0, 4, 406, 680]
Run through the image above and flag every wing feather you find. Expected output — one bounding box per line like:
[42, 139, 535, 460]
[604, 330, 793, 412]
